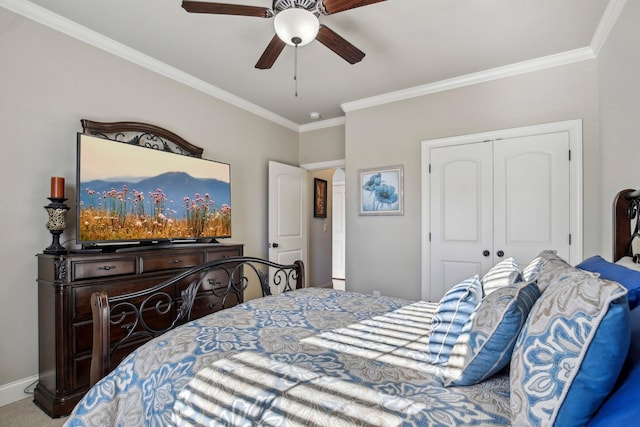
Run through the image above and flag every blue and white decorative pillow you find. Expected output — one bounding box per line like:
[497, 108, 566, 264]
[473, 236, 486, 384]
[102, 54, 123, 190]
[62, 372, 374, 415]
[522, 249, 573, 291]
[429, 275, 482, 365]
[481, 257, 521, 296]
[510, 269, 630, 426]
[444, 281, 540, 386]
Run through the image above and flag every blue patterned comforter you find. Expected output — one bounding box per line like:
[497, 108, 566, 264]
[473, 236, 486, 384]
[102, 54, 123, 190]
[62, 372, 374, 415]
[64, 288, 510, 426]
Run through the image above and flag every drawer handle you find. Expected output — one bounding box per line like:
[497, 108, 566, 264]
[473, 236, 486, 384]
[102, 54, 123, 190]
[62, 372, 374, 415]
[98, 265, 117, 271]
[208, 303, 217, 310]
[169, 259, 182, 264]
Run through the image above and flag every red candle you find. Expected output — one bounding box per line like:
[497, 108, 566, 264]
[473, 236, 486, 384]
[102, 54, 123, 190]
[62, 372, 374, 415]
[51, 177, 65, 198]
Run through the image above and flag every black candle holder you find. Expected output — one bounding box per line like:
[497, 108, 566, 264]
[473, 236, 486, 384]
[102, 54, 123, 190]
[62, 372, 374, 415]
[44, 197, 70, 255]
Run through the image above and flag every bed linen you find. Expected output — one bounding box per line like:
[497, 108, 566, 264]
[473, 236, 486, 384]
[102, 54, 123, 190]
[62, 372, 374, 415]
[64, 288, 511, 427]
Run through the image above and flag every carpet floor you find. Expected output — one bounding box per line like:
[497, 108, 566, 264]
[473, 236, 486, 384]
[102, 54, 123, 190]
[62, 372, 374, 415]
[0, 398, 67, 427]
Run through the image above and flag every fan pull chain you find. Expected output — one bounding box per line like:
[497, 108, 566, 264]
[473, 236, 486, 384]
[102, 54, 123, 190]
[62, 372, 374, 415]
[292, 36, 302, 97]
[294, 43, 298, 97]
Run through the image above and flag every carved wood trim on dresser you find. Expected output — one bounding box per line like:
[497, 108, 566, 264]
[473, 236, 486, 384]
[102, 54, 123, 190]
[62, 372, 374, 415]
[34, 244, 243, 417]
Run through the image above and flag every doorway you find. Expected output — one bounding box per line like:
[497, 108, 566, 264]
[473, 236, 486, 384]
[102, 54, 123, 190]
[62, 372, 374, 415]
[301, 160, 345, 289]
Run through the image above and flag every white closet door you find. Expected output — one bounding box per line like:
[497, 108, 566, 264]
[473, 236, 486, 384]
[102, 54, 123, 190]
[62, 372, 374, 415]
[493, 133, 570, 265]
[429, 141, 494, 301]
[422, 120, 581, 301]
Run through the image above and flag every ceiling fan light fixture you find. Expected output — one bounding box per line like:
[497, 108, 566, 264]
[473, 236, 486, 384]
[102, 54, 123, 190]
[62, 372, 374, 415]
[274, 8, 319, 46]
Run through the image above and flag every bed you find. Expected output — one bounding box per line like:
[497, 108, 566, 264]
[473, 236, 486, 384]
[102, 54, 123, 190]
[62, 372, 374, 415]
[63, 189, 640, 426]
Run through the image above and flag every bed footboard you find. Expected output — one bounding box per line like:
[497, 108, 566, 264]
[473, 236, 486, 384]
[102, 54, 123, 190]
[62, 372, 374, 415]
[90, 256, 304, 386]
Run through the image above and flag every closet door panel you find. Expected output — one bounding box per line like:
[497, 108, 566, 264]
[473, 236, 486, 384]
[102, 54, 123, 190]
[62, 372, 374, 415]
[493, 132, 570, 266]
[429, 142, 493, 300]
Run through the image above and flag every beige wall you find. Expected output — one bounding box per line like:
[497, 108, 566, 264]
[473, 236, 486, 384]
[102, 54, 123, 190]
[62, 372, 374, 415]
[299, 125, 345, 164]
[345, 60, 600, 301]
[598, 0, 640, 258]
[0, 9, 298, 389]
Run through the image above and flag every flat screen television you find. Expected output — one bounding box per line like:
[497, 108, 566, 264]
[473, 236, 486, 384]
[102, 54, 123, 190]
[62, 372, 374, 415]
[76, 133, 231, 248]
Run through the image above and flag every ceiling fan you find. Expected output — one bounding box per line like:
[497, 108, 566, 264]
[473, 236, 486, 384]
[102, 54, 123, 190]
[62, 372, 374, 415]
[181, 0, 386, 69]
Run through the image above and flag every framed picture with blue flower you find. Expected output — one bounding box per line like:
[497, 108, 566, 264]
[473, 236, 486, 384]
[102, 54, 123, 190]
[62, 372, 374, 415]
[359, 165, 404, 216]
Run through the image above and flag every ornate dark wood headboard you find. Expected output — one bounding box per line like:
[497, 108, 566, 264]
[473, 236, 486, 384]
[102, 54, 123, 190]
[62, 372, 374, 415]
[614, 188, 640, 261]
[81, 119, 204, 157]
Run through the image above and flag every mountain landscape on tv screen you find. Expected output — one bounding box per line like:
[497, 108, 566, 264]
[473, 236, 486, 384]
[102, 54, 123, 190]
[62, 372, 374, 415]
[80, 171, 231, 220]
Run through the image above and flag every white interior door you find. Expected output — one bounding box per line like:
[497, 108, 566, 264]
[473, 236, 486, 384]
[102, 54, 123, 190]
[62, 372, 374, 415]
[429, 141, 494, 301]
[493, 133, 571, 265]
[332, 181, 346, 279]
[268, 161, 308, 292]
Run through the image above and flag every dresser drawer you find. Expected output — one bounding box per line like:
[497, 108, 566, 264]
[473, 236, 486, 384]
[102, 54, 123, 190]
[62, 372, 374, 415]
[72, 305, 176, 354]
[72, 338, 148, 391]
[71, 257, 137, 281]
[140, 252, 204, 273]
[189, 291, 242, 319]
[72, 276, 188, 319]
[205, 248, 241, 261]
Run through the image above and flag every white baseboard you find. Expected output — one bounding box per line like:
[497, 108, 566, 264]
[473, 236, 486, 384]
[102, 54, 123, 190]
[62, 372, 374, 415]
[0, 375, 38, 408]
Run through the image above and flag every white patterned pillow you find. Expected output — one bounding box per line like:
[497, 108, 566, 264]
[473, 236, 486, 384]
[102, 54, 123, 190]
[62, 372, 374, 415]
[510, 269, 630, 426]
[429, 276, 482, 365]
[445, 281, 540, 386]
[482, 257, 521, 296]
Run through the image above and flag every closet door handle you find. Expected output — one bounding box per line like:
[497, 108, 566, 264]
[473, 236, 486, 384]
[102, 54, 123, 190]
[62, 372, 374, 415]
[482, 250, 490, 257]
[497, 250, 505, 257]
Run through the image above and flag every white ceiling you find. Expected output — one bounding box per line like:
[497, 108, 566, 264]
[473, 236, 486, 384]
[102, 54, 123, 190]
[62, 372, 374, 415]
[5, 0, 614, 128]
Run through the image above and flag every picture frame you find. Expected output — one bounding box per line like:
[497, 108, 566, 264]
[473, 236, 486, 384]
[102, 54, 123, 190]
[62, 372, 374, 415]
[313, 178, 327, 218]
[359, 165, 404, 216]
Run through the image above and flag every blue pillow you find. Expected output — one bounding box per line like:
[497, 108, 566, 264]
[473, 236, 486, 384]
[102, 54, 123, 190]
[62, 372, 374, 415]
[587, 362, 640, 426]
[577, 255, 640, 309]
[445, 281, 540, 386]
[429, 275, 482, 365]
[510, 270, 630, 426]
[587, 306, 640, 426]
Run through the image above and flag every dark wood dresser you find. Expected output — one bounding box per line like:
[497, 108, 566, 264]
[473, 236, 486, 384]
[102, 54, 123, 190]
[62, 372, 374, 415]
[34, 243, 243, 417]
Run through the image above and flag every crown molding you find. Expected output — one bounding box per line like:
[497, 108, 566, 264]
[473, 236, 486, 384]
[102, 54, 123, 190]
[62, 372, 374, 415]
[300, 159, 345, 170]
[0, 0, 300, 132]
[341, 0, 627, 114]
[299, 116, 345, 133]
[590, 0, 627, 55]
[3, 0, 626, 131]
[341, 47, 596, 113]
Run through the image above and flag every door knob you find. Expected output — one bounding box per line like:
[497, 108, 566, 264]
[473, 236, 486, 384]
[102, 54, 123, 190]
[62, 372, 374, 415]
[269, 242, 279, 248]
[482, 250, 490, 257]
[497, 250, 504, 257]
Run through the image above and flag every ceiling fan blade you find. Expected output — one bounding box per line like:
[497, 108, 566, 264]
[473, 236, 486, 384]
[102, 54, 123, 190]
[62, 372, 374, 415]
[255, 35, 286, 69]
[316, 25, 365, 64]
[320, 0, 386, 15]
[182, 1, 272, 18]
